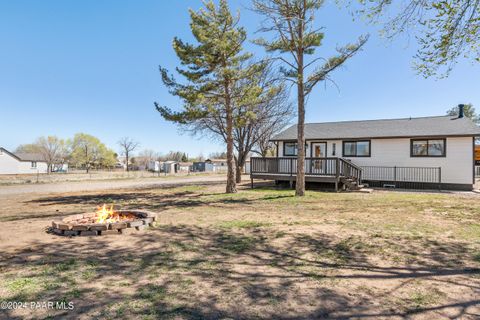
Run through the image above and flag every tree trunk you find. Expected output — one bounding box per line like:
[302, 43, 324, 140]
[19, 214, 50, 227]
[235, 165, 243, 183]
[296, 51, 305, 196]
[126, 152, 129, 172]
[225, 79, 237, 193]
[235, 153, 246, 183]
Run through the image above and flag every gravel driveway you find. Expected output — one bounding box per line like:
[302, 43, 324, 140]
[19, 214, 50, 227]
[0, 175, 227, 197]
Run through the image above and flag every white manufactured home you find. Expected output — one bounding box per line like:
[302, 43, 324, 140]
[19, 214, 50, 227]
[250, 106, 480, 191]
[0, 147, 48, 174]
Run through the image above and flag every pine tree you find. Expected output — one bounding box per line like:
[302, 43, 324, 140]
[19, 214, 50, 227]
[156, 0, 258, 193]
[253, 0, 368, 196]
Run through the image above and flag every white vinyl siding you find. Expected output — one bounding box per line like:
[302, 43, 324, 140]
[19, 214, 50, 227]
[0, 150, 48, 174]
[277, 137, 473, 185]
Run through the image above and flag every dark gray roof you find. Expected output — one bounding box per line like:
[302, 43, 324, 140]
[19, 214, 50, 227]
[13, 152, 46, 162]
[0, 147, 47, 162]
[272, 115, 480, 141]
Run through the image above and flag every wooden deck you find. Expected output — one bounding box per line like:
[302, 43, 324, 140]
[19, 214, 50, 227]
[249, 157, 362, 191]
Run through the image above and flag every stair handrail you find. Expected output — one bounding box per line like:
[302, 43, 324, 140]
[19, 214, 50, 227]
[339, 158, 363, 182]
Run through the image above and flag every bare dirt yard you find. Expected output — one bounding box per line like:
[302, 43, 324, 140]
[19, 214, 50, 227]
[0, 182, 479, 319]
[0, 170, 221, 186]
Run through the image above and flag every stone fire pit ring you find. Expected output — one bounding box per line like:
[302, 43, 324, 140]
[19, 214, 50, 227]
[51, 210, 157, 236]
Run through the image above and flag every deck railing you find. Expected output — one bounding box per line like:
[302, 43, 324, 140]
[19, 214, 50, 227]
[475, 166, 480, 178]
[360, 166, 441, 184]
[251, 157, 442, 185]
[250, 157, 362, 181]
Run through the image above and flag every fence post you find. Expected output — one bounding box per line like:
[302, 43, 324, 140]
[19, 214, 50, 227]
[438, 167, 442, 190]
[393, 166, 397, 184]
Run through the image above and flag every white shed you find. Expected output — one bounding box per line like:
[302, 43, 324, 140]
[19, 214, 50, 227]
[147, 160, 160, 172]
[162, 161, 178, 174]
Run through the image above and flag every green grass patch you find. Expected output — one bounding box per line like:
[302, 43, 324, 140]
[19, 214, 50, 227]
[407, 288, 445, 310]
[217, 234, 256, 254]
[459, 223, 480, 241]
[7, 277, 40, 295]
[137, 284, 168, 301]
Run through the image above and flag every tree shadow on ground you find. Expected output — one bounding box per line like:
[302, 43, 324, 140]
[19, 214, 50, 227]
[23, 186, 294, 214]
[1, 225, 479, 319]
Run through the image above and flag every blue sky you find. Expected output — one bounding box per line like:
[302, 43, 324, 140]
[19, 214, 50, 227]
[1, 0, 479, 157]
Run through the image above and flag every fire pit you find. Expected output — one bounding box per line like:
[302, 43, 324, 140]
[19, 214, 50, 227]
[51, 204, 157, 236]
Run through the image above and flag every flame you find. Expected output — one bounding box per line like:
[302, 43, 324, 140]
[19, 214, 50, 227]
[94, 204, 137, 224]
[95, 204, 116, 223]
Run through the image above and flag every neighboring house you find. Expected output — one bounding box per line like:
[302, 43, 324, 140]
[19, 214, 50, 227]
[0, 147, 48, 174]
[192, 161, 214, 172]
[205, 159, 228, 173]
[178, 162, 193, 172]
[193, 159, 228, 173]
[147, 160, 160, 172]
[162, 161, 178, 174]
[250, 105, 480, 191]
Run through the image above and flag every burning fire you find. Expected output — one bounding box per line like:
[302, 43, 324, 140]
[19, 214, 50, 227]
[95, 204, 134, 223]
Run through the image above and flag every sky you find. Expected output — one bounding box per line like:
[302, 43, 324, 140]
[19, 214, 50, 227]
[1, 0, 479, 157]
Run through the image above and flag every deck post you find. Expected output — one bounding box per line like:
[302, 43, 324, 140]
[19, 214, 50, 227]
[335, 158, 340, 192]
[251, 176, 253, 189]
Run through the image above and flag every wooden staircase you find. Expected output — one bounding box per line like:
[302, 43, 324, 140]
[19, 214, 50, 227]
[340, 177, 364, 191]
[338, 158, 364, 191]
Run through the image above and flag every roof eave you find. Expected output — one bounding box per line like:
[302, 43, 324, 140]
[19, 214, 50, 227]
[270, 133, 480, 142]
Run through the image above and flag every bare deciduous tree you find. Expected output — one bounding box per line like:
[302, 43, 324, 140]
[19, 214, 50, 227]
[351, 0, 480, 77]
[16, 136, 66, 174]
[36, 136, 66, 174]
[137, 149, 158, 169]
[118, 137, 140, 172]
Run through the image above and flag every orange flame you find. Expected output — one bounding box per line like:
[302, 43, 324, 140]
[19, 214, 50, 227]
[94, 204, 136, 224]
[95, 204, 116, 223]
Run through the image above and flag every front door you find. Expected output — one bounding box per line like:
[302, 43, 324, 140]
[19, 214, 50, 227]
[312, 143, 326, 158]
[311, 142, 326, 172]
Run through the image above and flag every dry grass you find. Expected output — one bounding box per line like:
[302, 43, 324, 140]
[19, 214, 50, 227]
[0, 182, 479, 319]
[0, 170, 217, 185]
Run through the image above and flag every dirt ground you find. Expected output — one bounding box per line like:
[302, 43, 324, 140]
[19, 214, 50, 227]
[0, 174, 226, 196]
[0, 170, 222, 186]
[0, 182, 479, 319]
